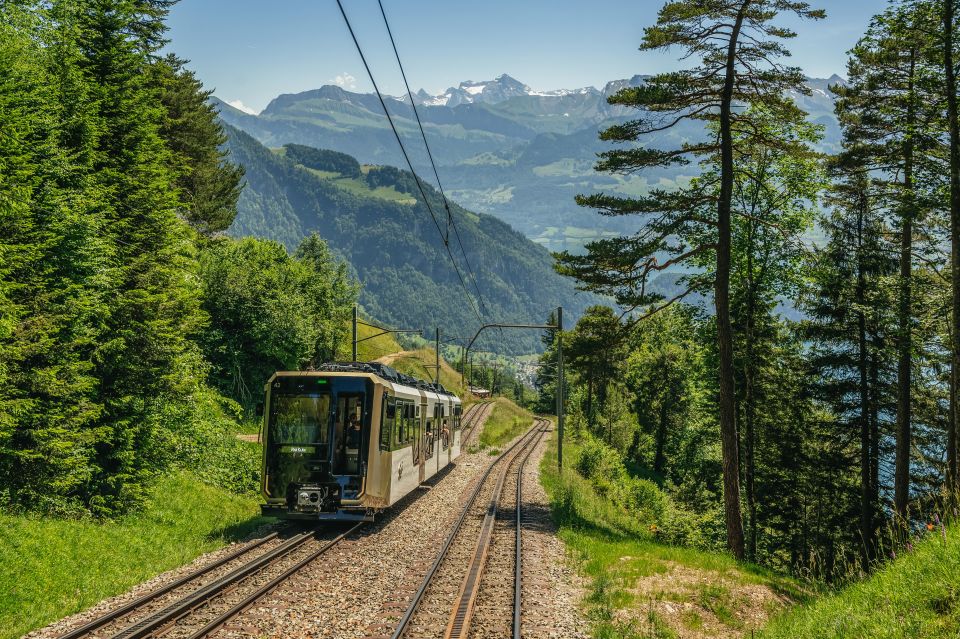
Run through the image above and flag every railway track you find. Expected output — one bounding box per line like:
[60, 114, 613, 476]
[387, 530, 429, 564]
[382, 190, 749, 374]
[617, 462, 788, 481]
[57, 524, 361, 639]
[460, 400, 494, 446]
[392, 418, 549, 639]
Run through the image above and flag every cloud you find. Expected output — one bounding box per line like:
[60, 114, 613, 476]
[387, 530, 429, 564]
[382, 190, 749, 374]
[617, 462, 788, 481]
[227, 100, 259, 115]
[333, 72, 357, 89]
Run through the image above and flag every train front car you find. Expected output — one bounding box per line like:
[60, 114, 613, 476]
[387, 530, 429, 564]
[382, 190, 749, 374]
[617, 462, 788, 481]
[260, 368, 380, 521]
[259, 363, 462, 522]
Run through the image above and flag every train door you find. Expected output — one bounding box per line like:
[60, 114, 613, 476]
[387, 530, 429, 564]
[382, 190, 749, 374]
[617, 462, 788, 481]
[333, 393, 366, 496]
[414, 402, 424, 484]
[444, 401, 452, 464]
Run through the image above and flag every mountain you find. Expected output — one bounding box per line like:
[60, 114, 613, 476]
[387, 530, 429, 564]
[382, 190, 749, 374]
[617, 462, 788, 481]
[221, 126, 598, 354]
[408, 73, 602, 107]
[215, 73, 845, 253]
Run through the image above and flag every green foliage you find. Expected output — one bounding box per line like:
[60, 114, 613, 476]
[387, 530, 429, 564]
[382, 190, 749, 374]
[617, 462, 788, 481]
[0, 472, 267, 639]
[198, 235, 356, 409]
[0, 1, 332, 518]
[153, 54, 244, 235]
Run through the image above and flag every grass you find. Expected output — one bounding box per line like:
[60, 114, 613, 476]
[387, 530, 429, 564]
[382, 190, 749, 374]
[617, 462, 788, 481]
[539, 432, 810, 638]
[0, 473, 268, 639]
[387, 348, 469, 398]
[760, 520, 960, 638]
[478, 397, 534, 448]
[296, 165, 416, 205]
[338, 319, 404, 363]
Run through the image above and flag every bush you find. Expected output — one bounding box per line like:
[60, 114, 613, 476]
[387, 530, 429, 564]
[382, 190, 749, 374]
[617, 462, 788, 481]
[162, 389, 261, 495]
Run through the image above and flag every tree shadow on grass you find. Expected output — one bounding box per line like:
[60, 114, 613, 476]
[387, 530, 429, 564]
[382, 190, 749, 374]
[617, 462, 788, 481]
[205, 514, 277, 544]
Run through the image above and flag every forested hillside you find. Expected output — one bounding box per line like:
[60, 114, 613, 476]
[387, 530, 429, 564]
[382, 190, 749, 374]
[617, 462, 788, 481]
[223, 128, 596, 354]
[0, 1, 355, 518]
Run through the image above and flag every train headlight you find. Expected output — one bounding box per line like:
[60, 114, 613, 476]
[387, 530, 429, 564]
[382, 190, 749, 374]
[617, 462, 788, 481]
[296, 487, 325, 508]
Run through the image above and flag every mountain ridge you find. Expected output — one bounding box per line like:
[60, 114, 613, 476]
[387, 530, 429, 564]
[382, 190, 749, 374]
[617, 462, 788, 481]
[215, 72, 845, 252]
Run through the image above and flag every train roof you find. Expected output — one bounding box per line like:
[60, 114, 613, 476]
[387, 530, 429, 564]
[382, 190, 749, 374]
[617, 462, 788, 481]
[315, 362, 457, 398]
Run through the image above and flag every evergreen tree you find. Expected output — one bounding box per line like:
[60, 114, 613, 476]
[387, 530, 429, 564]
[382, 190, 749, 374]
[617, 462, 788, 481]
[0, 1, 108, 513]
[802, 158, 897, 565]
[535, 310, 563, 414]
[554, 0, 825, 559]
[152, 54, 244, 235]
[565, 305, 625, 432]
[834, 1, 942, 520]
[624, 306, 706, 478]
[941, 0, 960, 492]
[59, 0, 208, 512]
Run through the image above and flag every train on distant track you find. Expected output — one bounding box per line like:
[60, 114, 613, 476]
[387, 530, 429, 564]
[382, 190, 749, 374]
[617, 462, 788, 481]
[259, 362, 463, 521]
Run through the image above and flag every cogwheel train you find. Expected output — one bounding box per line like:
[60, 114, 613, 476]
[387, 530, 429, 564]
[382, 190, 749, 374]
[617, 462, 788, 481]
[259, 362, 463, 521]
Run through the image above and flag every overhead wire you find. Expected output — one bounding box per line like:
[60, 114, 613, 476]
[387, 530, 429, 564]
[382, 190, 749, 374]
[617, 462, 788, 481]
[334, 0, 484, 325]
[375, 0, 492, 322]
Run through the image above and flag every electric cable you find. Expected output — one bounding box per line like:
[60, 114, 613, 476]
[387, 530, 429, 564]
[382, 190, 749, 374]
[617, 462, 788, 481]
[335, 0, 484, 325]
[376, 0, 492, 322]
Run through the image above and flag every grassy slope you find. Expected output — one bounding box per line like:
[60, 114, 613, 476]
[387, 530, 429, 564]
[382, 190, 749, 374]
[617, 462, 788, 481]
[341, 321, 470, 398]
[297, 164, 417, 205]
[386, 348, 469, 398]
[0, 473, 267, 639]
[540, 433, 810, 639]
[761, 522, 960, 638]
[478, 396, 534, 449]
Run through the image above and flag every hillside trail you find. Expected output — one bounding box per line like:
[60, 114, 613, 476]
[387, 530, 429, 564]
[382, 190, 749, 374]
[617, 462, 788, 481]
[374, 350, 416, 366]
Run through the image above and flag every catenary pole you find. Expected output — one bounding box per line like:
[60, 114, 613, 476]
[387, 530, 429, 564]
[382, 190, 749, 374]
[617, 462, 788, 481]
[557, 306, 564, 469]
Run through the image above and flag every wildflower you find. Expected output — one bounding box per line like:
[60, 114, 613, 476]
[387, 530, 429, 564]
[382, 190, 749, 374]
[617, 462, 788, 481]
[891, 550, 896, 560]
[649, 524, 658, 534]
[906, 542, 913, 553]
[934, 513, 941, 525]
[927, 522, 935, 532]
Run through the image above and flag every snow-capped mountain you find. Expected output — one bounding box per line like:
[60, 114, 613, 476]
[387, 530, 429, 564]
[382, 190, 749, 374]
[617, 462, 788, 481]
[408, 73, 601, 107]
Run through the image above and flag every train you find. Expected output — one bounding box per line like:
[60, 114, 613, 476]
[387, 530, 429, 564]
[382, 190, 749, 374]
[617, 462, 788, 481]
[259, 362, 463, 521]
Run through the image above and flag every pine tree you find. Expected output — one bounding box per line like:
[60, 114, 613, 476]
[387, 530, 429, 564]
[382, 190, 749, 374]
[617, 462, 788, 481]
[835, 1, 941, 520]
[802, 158, 897, 565]
[152, 54, 244, 236]
[554, 0, 825, 559]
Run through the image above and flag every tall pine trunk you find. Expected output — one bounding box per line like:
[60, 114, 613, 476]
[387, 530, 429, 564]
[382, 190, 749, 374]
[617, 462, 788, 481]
[717, 2, 748, 561]
[945, 0, 960, 492]
[856, 200, 873, 565]
[894, 48, 915, 519]
[745, 250, 758, 561]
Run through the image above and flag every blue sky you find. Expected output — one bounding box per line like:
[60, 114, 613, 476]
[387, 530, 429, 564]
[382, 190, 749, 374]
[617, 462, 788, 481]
[166, 0, 890, 114]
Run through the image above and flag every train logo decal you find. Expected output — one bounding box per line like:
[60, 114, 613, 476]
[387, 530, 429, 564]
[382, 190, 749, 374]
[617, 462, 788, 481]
[397, 461, 404, 480]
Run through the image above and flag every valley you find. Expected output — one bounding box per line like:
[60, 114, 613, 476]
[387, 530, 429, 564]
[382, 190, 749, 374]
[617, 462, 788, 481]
[215, 73, 845, 252]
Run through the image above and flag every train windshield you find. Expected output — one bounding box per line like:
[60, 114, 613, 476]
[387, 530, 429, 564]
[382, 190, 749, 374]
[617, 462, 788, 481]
[265, 393, 332, 500]
[270, 394, 331, 444]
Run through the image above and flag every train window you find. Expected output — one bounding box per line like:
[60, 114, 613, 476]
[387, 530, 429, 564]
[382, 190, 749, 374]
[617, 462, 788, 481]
[380, 394, 394, 451]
